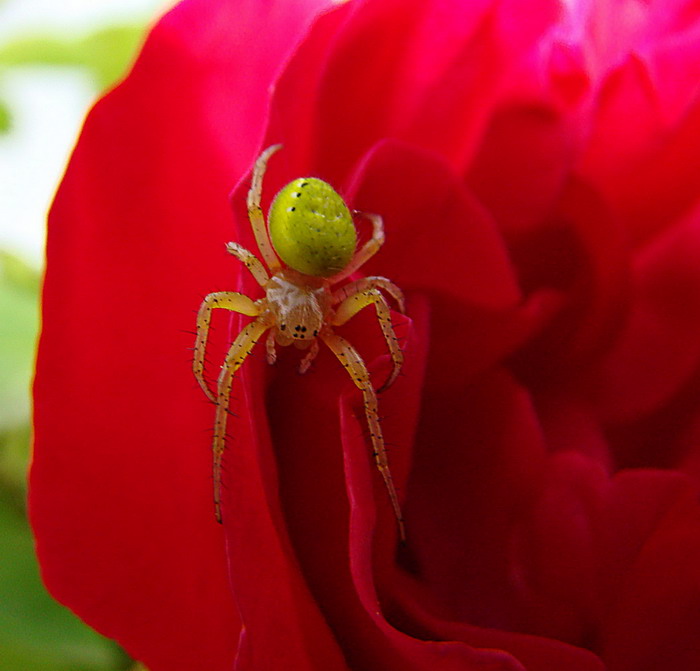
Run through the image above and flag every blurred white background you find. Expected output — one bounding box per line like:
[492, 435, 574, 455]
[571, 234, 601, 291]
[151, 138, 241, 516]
[0, 0, 171, 267]
[0, 2, 173, 669]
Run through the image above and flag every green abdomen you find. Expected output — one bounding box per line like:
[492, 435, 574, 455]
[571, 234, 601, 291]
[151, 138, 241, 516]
[268, 178, 357, 277]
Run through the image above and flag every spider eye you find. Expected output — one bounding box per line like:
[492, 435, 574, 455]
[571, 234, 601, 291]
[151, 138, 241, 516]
[268, 178, 356, 277]
[280, 324, 286, 331]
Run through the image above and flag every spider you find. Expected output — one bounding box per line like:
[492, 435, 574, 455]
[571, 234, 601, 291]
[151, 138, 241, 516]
[194, 144, 406, 540]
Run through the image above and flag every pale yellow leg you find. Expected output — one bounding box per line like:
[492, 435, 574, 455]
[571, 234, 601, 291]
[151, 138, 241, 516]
[194, 292, 259, 403]
[321, 332, 406, 541]
[226, 242, 270, 287]
[213, 317, 271, 522]
[332, 288, 404, 392]
[266, 330, 277, 364]
[330, 212, 384, 283]
[247, 144, 283, 273]
[298, 339, 319, 374]
[332, 275, 405, 313]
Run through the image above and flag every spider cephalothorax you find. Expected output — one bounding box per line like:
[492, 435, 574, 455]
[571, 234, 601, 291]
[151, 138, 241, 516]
[194, 145, 406, 540]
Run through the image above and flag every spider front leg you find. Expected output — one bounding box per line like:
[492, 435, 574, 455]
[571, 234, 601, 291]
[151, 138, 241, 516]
[333, 288, 404, 392]
[321, 332, 406, 541]
[247, 144, 283, 273]
[331, 212, 384, 283]
[213, 316, 272, 522]
[194, 291, 260, 402]
[226, 242, 269, 287]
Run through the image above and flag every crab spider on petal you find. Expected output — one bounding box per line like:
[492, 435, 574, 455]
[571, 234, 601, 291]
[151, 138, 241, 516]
[194, 145, 406, 541]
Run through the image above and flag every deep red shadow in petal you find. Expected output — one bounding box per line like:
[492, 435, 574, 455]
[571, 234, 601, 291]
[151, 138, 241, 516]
[250, 300, 421, 669]
[599, 470, 700, 671]
[511, 176, 631, 386]
[338, 301, 531, 670]
[217, 358, 349, 671]
[591, 208, 700, 423]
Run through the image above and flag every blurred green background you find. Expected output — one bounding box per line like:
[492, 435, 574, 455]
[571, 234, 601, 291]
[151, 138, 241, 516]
[0, 1, 170, 668]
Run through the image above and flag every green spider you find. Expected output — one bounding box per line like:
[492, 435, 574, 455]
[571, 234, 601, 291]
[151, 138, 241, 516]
[194, 145, 406, 540]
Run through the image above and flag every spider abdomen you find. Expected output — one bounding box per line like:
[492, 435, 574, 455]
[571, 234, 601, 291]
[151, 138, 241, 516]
[268, 178, 356, 277]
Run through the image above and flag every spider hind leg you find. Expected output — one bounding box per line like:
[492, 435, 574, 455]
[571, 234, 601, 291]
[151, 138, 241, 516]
[332, 288, 404, 393]
[321, 331, 406, 541]
[212, 317, 271, 522]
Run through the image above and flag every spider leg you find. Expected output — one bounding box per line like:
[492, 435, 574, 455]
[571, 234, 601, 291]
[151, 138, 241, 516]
[321, 331, 405, 541]
[194, 291, 260, 403]
[298, 339, 320, 374]
[330, 212, 384, 283]
[247, 144, 283, 273]
[332, 276, 405, 313]
[332, 288, 404, 392]
[266, 330, 277, 365]
[226, 242, 270, 287]
[213, 317, 272, 522]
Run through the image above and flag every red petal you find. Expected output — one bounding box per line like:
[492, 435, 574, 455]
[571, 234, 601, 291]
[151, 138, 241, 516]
[600, 471, 700, 671]
[579, 54, 700, 245]
[591, 208, 700, 423]
[263, 0, 561, 183]
[514, 455, 700, 670]
[218, 360, 350, 671]
[512, 177, 630, 376]
[512, 453, 608, 643]
[466, 103, 573, 237]
[346, 139, 521, 311]
[358, 371, 603, 669]
[31, 0, 331, 668]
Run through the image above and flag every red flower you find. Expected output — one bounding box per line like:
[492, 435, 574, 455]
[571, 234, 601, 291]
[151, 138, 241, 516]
[31, 0, 700, 669]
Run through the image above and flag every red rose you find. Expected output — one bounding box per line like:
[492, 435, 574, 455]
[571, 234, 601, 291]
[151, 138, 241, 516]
[31, 0, 700, 670]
